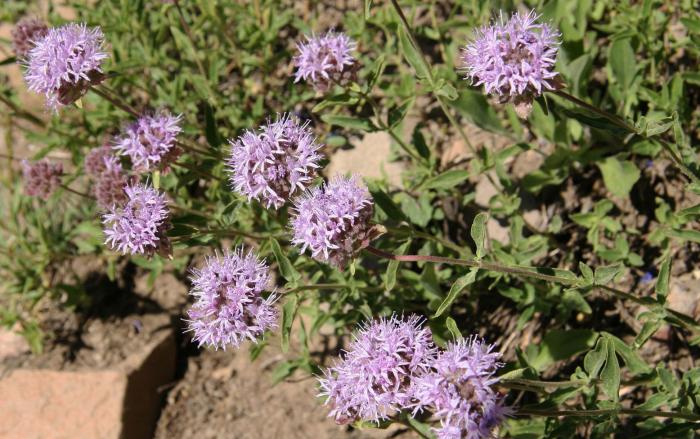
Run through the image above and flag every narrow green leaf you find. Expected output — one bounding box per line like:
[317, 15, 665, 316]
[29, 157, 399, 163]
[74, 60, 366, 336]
[421, 169, 469, 190]
[601, 339, 620, 400]
[434, 268, 478, 317]
[584, 336, 606, 378]
[386, 241, 411, 292]
[656, 254, 671, 301]
[281, 295, 298, 353]
[470, 213, 488, 260]
[398, 27, 430, 80]
[608, 38, 636, 91]
[445, 317, 462, 340]
[270, 238, 300, 283]
[321, 114, 376, 132]
[579, 262, 594, 284]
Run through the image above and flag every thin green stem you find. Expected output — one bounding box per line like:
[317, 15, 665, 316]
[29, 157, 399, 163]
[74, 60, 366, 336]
[0, 94, 45, 127]
[383, 224, 466, 256]
[281, 283, 385, 295]
[552, 90, 700, 185]
[175, 140, 221, 160]
[518, 407, 700, 422]
[60, 184, 93, 199]
[172, 160, 223, 182]
[90, 85, 140, 117]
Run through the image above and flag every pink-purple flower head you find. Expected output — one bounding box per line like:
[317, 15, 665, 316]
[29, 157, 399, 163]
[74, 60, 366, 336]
[318, 314, 436, 425]
[294, 31, 357, 92]
[462, 10, 560, 101]
[12, 17, 48, 59]
[24, 23, 108, 110]
[290, 175, 374, 269]
[413, 336, 510, 439]
[22, 159, 63, 200]
[102, 183, 172, 257]
[186, 248, 278, 350]
[227, 114, 323, 209]
[114, 112, 183, 173]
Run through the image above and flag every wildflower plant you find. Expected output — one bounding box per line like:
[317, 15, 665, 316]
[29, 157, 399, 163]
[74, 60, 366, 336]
[3, 1, 700, 437]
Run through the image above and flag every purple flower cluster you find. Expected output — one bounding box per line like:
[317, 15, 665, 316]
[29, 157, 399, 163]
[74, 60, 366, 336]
[12, 17, 48, 58]
[114, 112, 183, 173]
[102, 183, 172, 257]
[22, 159, 63, 199]
[294, 31, 357, 92]
[24, 23, 108, 110]
[413, 337, 510, 439]
[290, 175, 374, 269]
[462, 10, 559, 99]
[227, 114, 323, 209]
[84, 146, 132, 209]
[186, 248, 278, 350]
[318, 315, 436, 424]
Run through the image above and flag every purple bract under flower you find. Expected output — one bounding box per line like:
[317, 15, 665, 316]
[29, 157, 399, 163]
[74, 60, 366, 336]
[462, 10, 560, 98]
[413, 336, 510, 439]
[24, 23, 108, 110]
[102, 183, 172, 257]
[186, 248, 278, 350]
[12, 17, 48, 58]
[294, 31, 357, 92]
[114, 112, 183, 173]
[227, 114, 323, 209]
[290, 175, 374, 268]
[318, 315, 436, 425]
[22, 159, 63, 200]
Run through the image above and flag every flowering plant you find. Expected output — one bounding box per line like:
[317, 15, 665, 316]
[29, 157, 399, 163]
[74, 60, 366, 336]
[2, 1, 700, 437]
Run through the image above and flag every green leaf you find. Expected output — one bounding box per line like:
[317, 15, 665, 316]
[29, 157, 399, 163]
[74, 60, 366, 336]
[448, 90, 504, 133]
[434, 268, 478, 317]
[665, 228, 700, 243]
[421, 169, 469, 190]
[386, 241, 411, 292]
[445, 317, 462, 340]
[370, 189, 408, 222]
[321, 114, 377, 132]
[281, 295, 298, 353]
[601, 339, 620, 400]
[406, 417, 436, 439]
[364, 0, 373, 19]
[606, 334, 650, 374]
[531, 329, 598, 371]
[598, 157, 640, 198]
[470, 213, 488, 260]
[584, 336, 607, 378]
[312, 93, 357, 113]
[579, 262, 594, 284]
[434, 82, 458, 101]
[594, 264, 623, 284]
[269, 238, 300, 283]
[388, 99, 414, 128]
[398, 27, 430, 80]
[656, 254, 671, 301]
[608, 38, 636, 91]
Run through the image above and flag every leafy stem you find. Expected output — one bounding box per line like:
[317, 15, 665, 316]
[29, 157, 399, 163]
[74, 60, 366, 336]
[552, 89, 700, 185]
[364, 245, 700, 331]
[518, 407, 700, 422]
